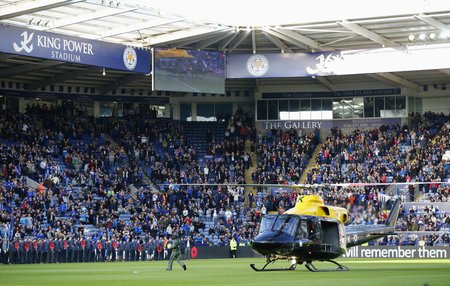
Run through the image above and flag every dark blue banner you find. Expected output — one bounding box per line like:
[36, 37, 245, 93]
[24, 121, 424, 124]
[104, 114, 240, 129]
[227, 52, 340, 78]
[262, 89, 401, 98]
[0, 24, 150, 74]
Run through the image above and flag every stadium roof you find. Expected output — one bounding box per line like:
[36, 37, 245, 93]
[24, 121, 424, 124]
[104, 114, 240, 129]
[1, 0, 450, 93]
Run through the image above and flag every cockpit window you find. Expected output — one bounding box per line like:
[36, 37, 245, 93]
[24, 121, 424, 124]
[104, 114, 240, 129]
[258, 215, 277, 234]
[258, 215, 299, 236]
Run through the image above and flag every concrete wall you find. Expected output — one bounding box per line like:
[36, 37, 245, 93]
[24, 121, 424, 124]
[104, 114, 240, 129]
[422, 95, 450, 113]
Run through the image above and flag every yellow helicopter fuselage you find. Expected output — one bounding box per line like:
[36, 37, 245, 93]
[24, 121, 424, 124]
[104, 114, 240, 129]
[284, 195, 349, 224]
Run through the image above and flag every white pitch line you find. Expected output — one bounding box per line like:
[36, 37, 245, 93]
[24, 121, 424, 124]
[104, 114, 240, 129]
[342, 259, 450, 264]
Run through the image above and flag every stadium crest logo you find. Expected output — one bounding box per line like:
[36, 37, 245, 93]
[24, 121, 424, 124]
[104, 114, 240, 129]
[123, 47, 137, 70]
[247, 54, 269, 77]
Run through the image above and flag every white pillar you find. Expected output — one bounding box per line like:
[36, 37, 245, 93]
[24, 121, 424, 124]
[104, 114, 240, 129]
[93, 101, 100, 117]
[164, 104, 171, 118]
[191, 102, 197, 121]
[172, 103, 180, 120]
[232, 103, 239, 115]
[18, 97, 26, 113]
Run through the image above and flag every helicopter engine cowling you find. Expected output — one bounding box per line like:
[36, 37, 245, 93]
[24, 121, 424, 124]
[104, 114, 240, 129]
[316, 206, 330, 216]
[340, 213, 349, 224]
[324, 205, 349, 224]
[284, 195, 349, 224]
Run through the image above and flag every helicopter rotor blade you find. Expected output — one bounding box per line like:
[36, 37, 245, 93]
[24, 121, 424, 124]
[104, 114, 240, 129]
[157, 181, 444, 188]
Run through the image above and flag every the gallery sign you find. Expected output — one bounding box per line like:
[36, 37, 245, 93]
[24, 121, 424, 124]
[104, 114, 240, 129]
[261, 118, 401, 130]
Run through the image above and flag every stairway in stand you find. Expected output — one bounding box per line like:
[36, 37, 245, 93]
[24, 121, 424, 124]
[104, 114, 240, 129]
[244, 139, 257, 204]
[299, 143, 322, 184]
[106, 134, 153, 187]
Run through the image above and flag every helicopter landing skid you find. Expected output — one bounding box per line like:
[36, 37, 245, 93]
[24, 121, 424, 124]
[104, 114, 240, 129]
[250, 258, 298, 272]
[305, 260, 349, 272]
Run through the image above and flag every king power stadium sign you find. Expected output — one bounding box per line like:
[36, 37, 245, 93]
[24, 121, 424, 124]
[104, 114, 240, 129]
[343, 246, 449, 259]
[0, 24, 150, 74]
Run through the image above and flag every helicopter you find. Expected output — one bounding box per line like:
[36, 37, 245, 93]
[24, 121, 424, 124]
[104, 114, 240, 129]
[249, 192, 401, 272]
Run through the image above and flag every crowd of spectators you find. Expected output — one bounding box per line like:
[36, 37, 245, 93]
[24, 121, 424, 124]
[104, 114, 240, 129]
[0, 103, 449, 264]
[303, 113, 449, 209]
[252, 128, 318, 184]
[308, 112, 449, 186]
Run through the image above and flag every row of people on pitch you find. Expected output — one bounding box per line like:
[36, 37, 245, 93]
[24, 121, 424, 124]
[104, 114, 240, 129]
[0, 235, 193, 264]
[0, 237, 106, 264]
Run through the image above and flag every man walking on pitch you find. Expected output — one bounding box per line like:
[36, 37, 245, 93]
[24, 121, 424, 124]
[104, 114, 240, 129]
[166, 234, 186, 271]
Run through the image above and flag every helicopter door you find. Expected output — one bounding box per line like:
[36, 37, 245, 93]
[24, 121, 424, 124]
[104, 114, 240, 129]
[308, 220, 322, 243]
[321, 221, 340, 252]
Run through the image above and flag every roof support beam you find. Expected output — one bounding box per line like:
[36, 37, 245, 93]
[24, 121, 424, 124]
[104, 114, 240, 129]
[316, 77, 335, 91]
[0, 0, 84, 20]
[99, 18, 183, 39]
[262, 28, 309, 50]
[218, 31, 240, 51]
[195, 30, 235, 49]
[44, 7, 137, 30]
[228, 30, 251, 53]
[27, 68, 92, 90]
[252, 28, 256, 54]
[169, 29, 232, 48]
[262, 31, 294, 53]
[338, 20, 400, 47]
[439, 69, 450, 77]
[322, 35, 358, 47]
[273, 28, 332, 51]
[0, 60, 64, 78]
[147, 27, 230, 46]
[0, 54, 16, 61]
[370, 72, 420, 91]
[415, 14, 450, 32]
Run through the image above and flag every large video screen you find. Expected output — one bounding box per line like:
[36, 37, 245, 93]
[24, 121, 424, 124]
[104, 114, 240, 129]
[152, 48, 225, 94]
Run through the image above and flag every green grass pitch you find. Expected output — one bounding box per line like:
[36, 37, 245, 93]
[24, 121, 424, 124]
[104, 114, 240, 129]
[0, 258, 449, 286]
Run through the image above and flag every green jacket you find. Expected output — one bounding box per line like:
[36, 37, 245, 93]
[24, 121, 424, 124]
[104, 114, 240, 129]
[171, 239, 181, 255]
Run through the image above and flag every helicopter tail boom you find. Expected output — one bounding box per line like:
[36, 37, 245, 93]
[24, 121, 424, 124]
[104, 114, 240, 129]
[345, 198, 401, 248]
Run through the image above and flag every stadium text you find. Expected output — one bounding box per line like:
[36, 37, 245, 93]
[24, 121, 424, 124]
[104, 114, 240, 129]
[37, 35, 94, 55]
[264, 121, 323, 130]
[36, 35, 93, 63]
[343, 246, 448, 259]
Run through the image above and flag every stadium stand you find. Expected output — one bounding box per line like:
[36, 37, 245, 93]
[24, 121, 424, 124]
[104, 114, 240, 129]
[0, 104, 449, 263]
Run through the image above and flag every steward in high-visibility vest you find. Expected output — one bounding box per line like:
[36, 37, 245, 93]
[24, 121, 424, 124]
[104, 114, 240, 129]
[230, 237, 237, 258]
